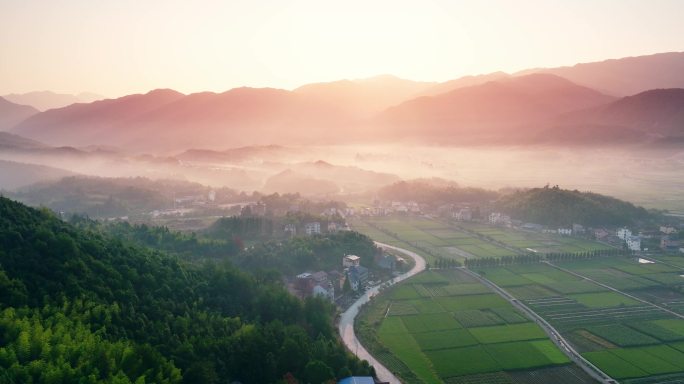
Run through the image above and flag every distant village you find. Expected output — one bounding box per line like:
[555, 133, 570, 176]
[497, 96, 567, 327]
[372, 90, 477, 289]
[152, 190, 684, 256]
[356, 200, 684, 255]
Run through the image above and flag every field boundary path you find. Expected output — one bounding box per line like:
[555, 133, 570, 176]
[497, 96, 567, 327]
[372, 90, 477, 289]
[460, 267, 617, 384]
[544, 261, 684, 320]
[338, 242, 427, 384]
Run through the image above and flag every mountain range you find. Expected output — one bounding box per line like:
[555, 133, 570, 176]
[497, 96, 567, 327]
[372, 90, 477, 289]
[517, 51, 684, 96]
[2, 90, 104, 111]
[375, 73, 617, 143]
[3, 51, 684, 151]
[0, 97, 39, 131]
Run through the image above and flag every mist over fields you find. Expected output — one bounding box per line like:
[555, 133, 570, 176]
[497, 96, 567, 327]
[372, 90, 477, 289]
[2, 51, 684, 212]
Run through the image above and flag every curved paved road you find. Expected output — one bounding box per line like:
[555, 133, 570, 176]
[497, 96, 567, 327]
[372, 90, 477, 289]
[338, 242, 426, 384]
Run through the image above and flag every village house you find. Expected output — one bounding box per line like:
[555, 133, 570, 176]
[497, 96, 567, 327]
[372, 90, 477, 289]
[660, 225, 678, 235]
[489, 212, 511, 226]
[304, 222, 321, 235]
[626, 235, 641, 252]
[347, 265, 369, 291]
[594, 228, 610, 240]
[573, 224, 585, 234]
[295, 271, 334, 301]
[343, 255, 361, 268]
[558, 228, 572, 235]
[617, 227, 632, 240]
[453, 207, 472, 221]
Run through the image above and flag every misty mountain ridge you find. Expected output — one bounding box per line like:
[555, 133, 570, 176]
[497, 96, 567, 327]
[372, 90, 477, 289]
[2, 90, 105, 111]
[376, 73, 617, 142]
[0, 131, 48, 150]
[11, 89, 185, 148]
[518, 51, 684, 96]
[0, 96, 39, 131]
[294, 74, 435, 117]
[0, 159, 76, 190]
[418, 71, 512, 97]
[533, 88, 684, 145]
[5, 51, 684, 150]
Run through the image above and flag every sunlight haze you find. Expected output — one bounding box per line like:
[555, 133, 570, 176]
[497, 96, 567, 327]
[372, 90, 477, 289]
[2, 0, 683, 96]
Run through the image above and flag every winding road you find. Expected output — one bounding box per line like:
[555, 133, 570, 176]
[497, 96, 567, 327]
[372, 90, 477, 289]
[338, 242, 426, 384]
[339, 241, 617, 384]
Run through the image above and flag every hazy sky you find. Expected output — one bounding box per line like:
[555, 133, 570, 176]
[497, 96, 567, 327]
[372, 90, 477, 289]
[1, 0, 683, 97]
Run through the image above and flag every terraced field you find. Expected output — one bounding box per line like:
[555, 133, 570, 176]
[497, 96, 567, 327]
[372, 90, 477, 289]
[355, 269, 595, 384]
[477, 257, 684, 383]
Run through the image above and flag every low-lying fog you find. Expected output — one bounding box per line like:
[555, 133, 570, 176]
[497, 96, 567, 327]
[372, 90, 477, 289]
[2, 144, 684, 211]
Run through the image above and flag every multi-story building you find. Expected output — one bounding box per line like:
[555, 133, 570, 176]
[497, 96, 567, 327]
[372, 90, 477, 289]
[304, 222, 321, 235]
[617, 227, 632, 240]
[626, 235, 641, 251]
[343, 255, 361, 268]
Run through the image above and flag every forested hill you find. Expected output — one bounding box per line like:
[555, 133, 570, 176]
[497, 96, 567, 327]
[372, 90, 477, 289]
[378, 179, 499, 205]
[495, 186, 657, 227]
[0, 196, 373, 383]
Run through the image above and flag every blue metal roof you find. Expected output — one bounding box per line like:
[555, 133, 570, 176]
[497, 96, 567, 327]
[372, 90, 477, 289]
[338, 377, 375, 384]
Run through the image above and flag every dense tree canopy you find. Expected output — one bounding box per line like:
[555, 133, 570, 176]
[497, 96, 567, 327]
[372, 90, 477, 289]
[0, 197, 373, 383]
[378, 180, 498, 206]
[495, 186, 658, 226]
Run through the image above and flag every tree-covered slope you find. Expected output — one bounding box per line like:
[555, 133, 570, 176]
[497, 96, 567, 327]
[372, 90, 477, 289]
[0, 197, 372, 383]
[495, 186, 656, 227]
[378, 179, 499, 205]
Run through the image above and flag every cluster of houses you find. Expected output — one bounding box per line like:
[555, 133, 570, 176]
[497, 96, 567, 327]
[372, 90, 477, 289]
[283, 221, 350, 237]
[616, 228, 643, 252]
[294, 271, 338, 302]
[484, 212, 587, 236]
[355, 201, 423, 216]
[293, 252, 405, 302]
[594, 225, 683, 253]
[293, 255, 370, 302]
[343, 255, 369, 292]
[476, 211, 683, 254]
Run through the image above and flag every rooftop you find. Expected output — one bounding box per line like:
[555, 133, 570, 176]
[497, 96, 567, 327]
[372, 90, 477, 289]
[338, 377, 375, 384]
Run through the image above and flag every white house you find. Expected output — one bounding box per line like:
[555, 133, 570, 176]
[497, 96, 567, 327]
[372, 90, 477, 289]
[453, 208, 472, 221]
[617, 228, 632, 240]
[489, 212, 511, 225]
[343, 255, 361, 268]
[626, 235, 641, 251]
[558, 228, 572, 235]
[304, 222, 321, 235]
[660, 226, 678, 234]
